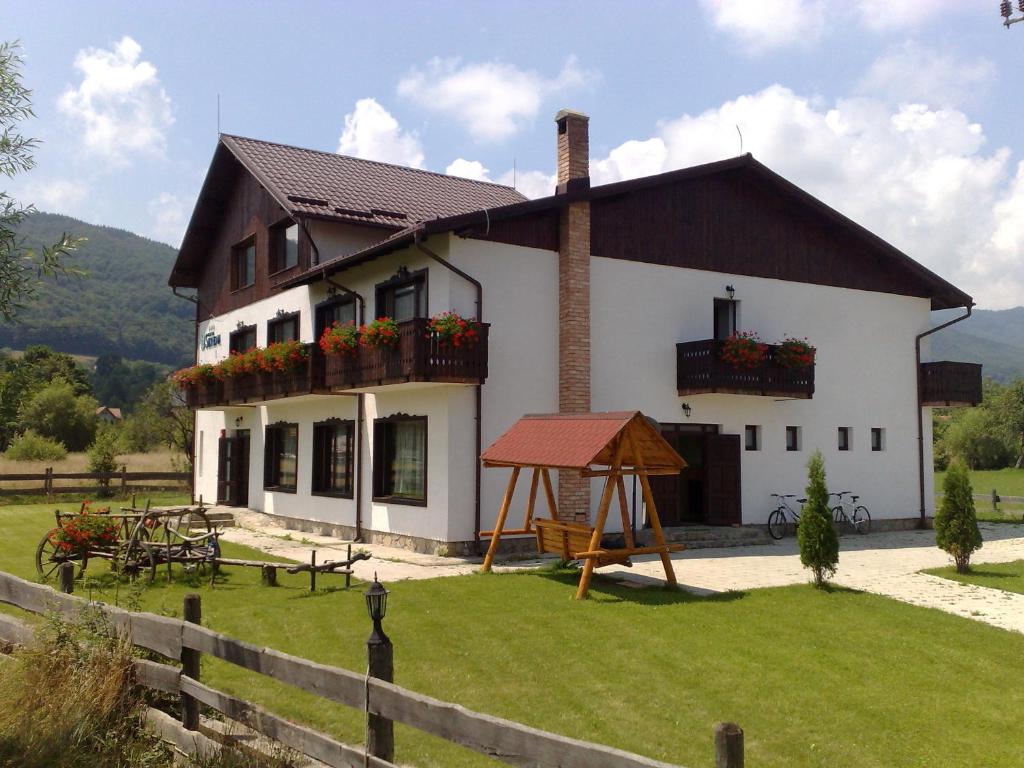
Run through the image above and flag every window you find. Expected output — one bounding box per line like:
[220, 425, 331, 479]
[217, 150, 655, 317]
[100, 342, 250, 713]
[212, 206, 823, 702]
[713, 298, 738, 341]
[785, 426, 801, 452]
[373, 414, 427, 504]
[267, 312, 299, 344]
[744, 425, 760, 451]
[315, 296, 357, 340]
[270, 221, 299, 274]
[871, 428, 885, 452]
[232, 237, 256, 290]
[264, 422, 298, 492]
[376, 269, 427, 323]
[838, 427, 851, 451]
[229, 325, 257, 354]
[312, 420, 355, 496]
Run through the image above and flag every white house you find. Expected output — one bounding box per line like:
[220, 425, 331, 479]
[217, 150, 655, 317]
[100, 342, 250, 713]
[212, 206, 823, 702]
[169, 110, 981, 555]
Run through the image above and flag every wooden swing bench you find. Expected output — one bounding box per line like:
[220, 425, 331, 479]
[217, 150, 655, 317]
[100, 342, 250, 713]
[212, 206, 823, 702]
[479, 411, 688, 599]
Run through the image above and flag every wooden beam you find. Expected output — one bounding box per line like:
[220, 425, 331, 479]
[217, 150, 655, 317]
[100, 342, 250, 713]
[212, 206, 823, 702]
[575, 437, 627, 600]
[481, 467, 520, 573]
[615, 475, 635, 550]
[540, 468, 558, 520]
[523, 468, 540, 534]
[580, 468, 679, 478]
[626, 424, 678, 589]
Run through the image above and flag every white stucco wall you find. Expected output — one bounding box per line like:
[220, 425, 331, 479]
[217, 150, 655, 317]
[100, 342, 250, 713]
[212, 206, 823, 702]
[590, 257, 934, 525]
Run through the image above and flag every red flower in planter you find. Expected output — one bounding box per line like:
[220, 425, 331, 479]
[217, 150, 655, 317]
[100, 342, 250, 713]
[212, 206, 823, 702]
[360, 317, 400, 348]
[320, 321, 359, 356]
[429, 311, 480, 347]
[776, 337, 816, 369]
[172, 364, 216, 389]
[720, 331, 768, 370]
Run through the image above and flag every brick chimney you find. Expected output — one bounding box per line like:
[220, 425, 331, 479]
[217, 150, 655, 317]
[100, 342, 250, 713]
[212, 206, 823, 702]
[555, 109, 592, 521]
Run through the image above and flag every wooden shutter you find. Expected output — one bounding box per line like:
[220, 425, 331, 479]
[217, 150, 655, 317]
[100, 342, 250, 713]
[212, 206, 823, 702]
[705, 433, 742, 525]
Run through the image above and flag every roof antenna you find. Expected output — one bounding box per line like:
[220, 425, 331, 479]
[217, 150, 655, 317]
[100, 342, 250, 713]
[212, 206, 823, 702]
[217, 93, 221, 135]
[513, 157, 517, 189]
[735, 124, 743, 156]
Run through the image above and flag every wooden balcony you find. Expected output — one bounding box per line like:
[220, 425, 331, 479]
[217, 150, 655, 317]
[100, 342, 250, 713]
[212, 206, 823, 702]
[676, 339, 815, 399]
[920, 361, 982, 407]
[185, 320, 489, 408]
[317, 318, 490, 390]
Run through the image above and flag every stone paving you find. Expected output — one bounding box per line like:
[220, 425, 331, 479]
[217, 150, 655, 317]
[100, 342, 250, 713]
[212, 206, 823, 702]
[220, 510, 1024, 633]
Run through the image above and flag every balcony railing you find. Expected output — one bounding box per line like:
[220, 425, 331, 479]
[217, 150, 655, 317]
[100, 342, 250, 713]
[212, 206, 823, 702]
[676, 339, 815, 399]
[185, 319, 489, 408]
[920, 361, 982, 407]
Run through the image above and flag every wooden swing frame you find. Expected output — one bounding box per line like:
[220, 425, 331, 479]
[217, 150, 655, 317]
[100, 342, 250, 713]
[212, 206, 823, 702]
[479, 413, 686, 600]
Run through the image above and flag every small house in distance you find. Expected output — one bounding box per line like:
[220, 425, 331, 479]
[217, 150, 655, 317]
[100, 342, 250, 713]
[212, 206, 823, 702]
[95, 406, 123, 425]
[168, 108, 982, 555]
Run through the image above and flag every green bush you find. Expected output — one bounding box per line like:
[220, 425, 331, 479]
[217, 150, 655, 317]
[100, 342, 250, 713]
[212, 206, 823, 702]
[798, 450, 839, 587]
[87, 426, 121, 497]
[935, 461, 983, 573]
[3, 429, 67, 461]
[16, 377, 97, 451]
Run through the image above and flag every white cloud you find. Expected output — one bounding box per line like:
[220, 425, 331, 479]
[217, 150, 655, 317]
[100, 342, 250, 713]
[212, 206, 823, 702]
[854, 0, 964, 30]
[337, 98, 424, 168]
[700, 0, 827, 53]
[147, 192, 188, 246]
[445, 158, 490, 181]
[858, 41, 995, 108]
[496, 169, 557, 200]
[398, 57, 596, 142]
[57, 36, 173, 167]
[22, 179, 88, 213]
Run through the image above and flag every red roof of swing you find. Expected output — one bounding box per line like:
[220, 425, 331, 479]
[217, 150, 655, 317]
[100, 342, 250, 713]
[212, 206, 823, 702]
[480, 412, 686, 471]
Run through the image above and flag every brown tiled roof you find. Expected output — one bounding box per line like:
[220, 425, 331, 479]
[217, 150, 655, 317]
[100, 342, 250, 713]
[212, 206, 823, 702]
[221, 135, 527, 229]
[480, 412, 686, 471]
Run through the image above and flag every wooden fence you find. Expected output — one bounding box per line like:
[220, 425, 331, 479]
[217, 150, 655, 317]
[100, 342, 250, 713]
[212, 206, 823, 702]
[0, 467, 189, 497]
[0, 569, 746, 767]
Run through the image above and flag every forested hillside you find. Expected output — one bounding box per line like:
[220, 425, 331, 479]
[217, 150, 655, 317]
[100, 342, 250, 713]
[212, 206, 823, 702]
[0, 212, 192, 366]
[931, 308, 1024, 383]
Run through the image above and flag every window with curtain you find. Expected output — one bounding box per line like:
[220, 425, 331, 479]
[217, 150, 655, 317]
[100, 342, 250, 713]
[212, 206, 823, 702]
[267, 313, 300, 344]
[373, 414, 426, 504]
[229, 326, 257, 354]
[264, 422, 298, 492]
[312, 420, 354, 496]
[232, 237, 256, 290]
[375, 270, 427, 323]
[315, 297, 357, 339]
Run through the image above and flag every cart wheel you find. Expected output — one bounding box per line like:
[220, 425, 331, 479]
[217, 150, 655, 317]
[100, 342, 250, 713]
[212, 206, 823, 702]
[118, 526, 156, 582]
[35, 529, 84, 581]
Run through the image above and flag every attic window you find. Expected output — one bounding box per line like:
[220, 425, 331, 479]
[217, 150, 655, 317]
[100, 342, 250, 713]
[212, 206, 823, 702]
[334, 206, 373, 218]
[287, 194, 328, 207]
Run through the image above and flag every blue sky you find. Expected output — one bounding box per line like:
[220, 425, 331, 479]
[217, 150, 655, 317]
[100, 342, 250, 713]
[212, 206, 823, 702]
[3, 0, 1023, 307]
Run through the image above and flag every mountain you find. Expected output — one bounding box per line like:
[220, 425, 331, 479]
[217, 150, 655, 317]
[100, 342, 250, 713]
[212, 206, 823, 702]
[930, 308, 1024, 383]
[0, 212, 192, 367]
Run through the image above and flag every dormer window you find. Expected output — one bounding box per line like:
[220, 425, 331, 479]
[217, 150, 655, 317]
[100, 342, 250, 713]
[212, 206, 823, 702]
[231, 236, 256, 290]
[270, 221, 299, 274]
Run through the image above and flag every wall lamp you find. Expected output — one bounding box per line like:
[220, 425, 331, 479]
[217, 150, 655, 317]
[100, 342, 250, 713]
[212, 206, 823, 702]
[681, 402, 692, 419]
[726, 285, 735, 300]
[236, 320, 246, 330]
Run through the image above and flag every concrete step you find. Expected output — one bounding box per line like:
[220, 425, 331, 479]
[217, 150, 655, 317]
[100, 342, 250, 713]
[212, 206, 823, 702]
[636, 525, 772, 550]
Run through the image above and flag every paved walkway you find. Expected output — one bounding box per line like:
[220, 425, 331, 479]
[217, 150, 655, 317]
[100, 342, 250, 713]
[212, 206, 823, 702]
[220, 510, 1024, 633]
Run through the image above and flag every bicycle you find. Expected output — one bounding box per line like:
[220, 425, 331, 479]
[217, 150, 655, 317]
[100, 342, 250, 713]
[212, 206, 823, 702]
[768, 493, 804, 540]
[830, 491, 871, 534]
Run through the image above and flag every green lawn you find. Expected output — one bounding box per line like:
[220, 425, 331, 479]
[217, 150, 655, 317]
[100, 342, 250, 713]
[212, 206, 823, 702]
[926, 559, 1024, 596]
[935, 467, 1024, 523]
[3, 500, 1024, 767]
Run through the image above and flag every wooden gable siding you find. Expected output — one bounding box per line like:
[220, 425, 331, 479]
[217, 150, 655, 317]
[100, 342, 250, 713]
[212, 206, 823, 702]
[197, 168, 310, 317]
[589, 169, 933, 300]
[460, 207, 560, 251]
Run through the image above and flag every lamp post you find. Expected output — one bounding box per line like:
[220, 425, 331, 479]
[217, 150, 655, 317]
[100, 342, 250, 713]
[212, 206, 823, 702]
[365, 574, 394, 761]
[1002, 0, 1024, 26]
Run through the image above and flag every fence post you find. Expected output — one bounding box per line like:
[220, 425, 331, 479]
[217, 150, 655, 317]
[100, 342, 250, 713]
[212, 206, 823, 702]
[120, 464, 128, 497]
[58, 562, 75, 594]
[181, 593, 202, 731]
[44, 467, 53, 500]
[310, 550, 316, 592]
[366, 624, 394, 761]
[714, 722, 744, 768]
[262, 564, 277, 586]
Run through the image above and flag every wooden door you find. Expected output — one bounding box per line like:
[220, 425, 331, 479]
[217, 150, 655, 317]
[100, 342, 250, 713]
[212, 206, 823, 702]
[704, 434, 742, 525]
[216, 436, 230, 504]
[216, 432, 250, 507]
[234, 432, 250, 506]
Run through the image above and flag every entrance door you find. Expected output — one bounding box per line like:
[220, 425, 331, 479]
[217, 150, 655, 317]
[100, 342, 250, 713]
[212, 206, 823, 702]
[649, 424, 716, 526]
[217, 430, 250, 506]
[705, 434, 741, 525]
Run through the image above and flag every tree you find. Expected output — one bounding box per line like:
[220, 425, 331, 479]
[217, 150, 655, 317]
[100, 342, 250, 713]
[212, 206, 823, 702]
[935, 461, 983, 573]
[798, 450, 839, 587]
[129, 380, 194, 471]
[942, 406, 1013, 470]
[17, 377, 97, 451]
[0, 41, 83, 321]
[993, 380, 1024, 469]
[0, 346, 92, 448]
[87, 425, 122, 497]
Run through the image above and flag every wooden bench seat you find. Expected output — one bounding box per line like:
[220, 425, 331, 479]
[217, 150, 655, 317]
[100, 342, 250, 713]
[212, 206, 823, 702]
[534, 519, 634, 567]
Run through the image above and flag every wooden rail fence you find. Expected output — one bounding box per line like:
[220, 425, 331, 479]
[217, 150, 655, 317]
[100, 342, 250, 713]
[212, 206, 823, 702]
[0, 466, 189, 497]
[0, 569, 746, 767]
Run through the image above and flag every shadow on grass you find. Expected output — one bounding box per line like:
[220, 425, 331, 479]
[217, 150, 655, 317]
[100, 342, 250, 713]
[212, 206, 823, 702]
[517, 565, 748, 606]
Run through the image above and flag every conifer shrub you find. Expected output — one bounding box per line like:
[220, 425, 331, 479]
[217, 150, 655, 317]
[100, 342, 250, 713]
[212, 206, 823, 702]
[798, 450, 839, 587]
[935, 461, 983, 573]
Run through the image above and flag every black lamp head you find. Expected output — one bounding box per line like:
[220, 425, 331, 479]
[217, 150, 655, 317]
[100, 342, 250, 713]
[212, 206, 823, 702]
[725, 284, 735, 300]
[365, 573, 389, 622]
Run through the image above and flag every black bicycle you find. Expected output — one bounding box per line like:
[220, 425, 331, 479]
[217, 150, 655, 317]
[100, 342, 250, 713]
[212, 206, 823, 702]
[830, 491, 871, 534]
[768, 493, 804, 540]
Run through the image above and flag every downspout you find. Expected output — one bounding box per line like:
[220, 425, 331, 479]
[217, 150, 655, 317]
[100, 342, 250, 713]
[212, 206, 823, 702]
[413, 230, 484, 555]
[299, 214, 371, 543]
[172, 286, 200, 503]
[915, 302, 973, 527]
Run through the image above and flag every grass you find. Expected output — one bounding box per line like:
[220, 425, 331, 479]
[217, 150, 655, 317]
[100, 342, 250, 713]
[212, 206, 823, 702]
[935, 467, 1024, 523]
[925, 559, 1024, 596]
[0, 449, 182, 492]
[2, 501, 1024, 767]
